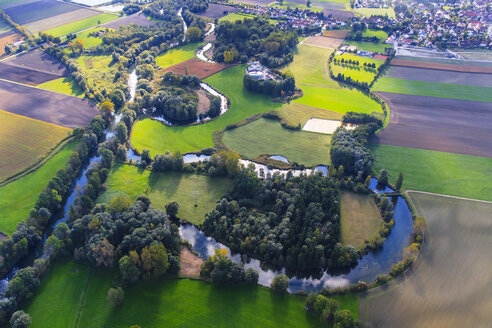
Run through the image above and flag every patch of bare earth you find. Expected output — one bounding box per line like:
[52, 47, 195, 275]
[179, 247, 203, 279]
[163, 58, 234, 79]
[198, 3, 240, 19]
[390, 58, 492, 74]
[195, 89, 211, 114]
[323, 30, 349, 39]
[303, 36, 343, 49]
[0, 32, 22, 57]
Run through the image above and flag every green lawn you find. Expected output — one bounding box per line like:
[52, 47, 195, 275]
[223, 118, 332, 166]
[75, 54, 118, 92]
[362, 29, 389, 40]
[97, 164, 232, 224]
[155, 42, 202, 69]
[354, 7, 395, 18]
[279, 103, 344, 125]
[340, 192, 383, 249]
[0, 140, 77, 235]
[43, 13, 118, 37]
[37, 77, 84, 97]
[281, 44, 382, 114]
[345, 40, 391, 54]
[73, 28, 106, 49]
[331, 53, 383, 84]
[131, 65, 282, 155]
[372, 77, 492, 102]
[219, 13, 279, 24]
[271, 2, 322, 12]
[372, 144, 492, 201]
[26, 260, 358, 328]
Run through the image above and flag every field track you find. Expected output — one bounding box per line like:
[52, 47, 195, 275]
[390, 58, 492, 73]
[162, 58, 234, 79]
[0, 79, 99, 128]
[373, 92, 492, 158]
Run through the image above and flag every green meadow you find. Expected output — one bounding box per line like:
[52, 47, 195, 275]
[0, 140, 77, 235]
[25, 260, 358, 328]
[331, 53, 383, 84]
[354, 7, 396, 18]
[372, 77, 492, 102]
[345, 40, 391, 54]
[37, 77, 84, 97]
[43, 13, 118, 37]
[371, 144, 492, 201]
[223, 118, 332, 166]
[155, 42, 202, 69]
[97, 164, 232, 225]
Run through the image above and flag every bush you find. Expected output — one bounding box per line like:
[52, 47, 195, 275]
[107, 287, 124, 307]
[244, 267, 259, 284]
[10, 310, 31, 328]
[333, 309, 357, 328]
[270, 274, 289, 293]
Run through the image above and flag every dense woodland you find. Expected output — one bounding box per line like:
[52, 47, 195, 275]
[214, 18, 298, 67]
[202, 170, 359, 273]
[243, 71, 296, 97]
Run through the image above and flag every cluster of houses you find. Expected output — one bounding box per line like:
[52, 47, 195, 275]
[388, 0, 491, 49]
[245, 61, 279, 80]
[353, 0, 390, 10]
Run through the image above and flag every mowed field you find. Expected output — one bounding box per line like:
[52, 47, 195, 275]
[373, 92, 492, 158]
[37, 77, 85, 97]
[43, 13, 118, 37]
[371, 144, 492, 201]
[156, 43, 202, 69]
[0, 79, 98, 128]
[98, 164, 232, 225]
[340, 192, 383, 249]
[131, 65, 282, 155]
[331, 53, 383, 83]
[345, 40, 391, 54]
[279, 102, 344, 125]
[24, 260, 358, 328]
[0, 140, 77, 235]
[222, 118, 332, 166]
[360, 192, 492, 327]
[0, 109, 70, 181]
[283, 45, 382, 115]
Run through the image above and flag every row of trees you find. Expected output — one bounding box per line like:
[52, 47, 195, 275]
[202, 170, 359, 272]
[214, 17, 298, 67]
[200, 249, 259, 285]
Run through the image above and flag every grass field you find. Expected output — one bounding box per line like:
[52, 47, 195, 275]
[331, 53, 383, 84]
[156, 42, 202, 69]
[362, 29, 389, 40]
[73, 28, 105, 49]
[360, 193, 492, 327]
[26, 260, 358, 328]
[279, 103, 343, 125]
[43, 13, 118, 37]
[219, 12, 278, 24]
[345, 40, 391, 53]
[340, 192, 383, 249]
[0, 140, 77, 235]
[37, 77, 84, 97]
[97, 164, 232, 224]
[282, 45, 381, 114]
[131, 65, 282, 155]
[372, 77, 492, 102]
[75, 54, 118, 92]
[0, 110, 70, 181]
[354, 7, 395, 18]
[372, 144, 492, 201]
[271, 2, 322, 12]
[223, 118, 332, 166]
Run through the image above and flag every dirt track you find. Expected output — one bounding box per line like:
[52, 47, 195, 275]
[162, 58, 233, 79]
[390, 58, 492, 74]
[373, 92, 492, 158]
[0, 79, 99, 128]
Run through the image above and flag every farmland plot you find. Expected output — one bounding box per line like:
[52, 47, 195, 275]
[360, 192, 492, 328]
[103, 12, 154, 29]
[198, 3, 240, 19]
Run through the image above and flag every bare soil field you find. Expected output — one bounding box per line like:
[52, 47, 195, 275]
[162, 58, 233, 79]
[373, 92, 492, 158]
[322, 9, 354, 19]
[5, 0, 79, 25]
[302, 36, 343, 49]
[103, 13, 154, 29]
[360, 192, 492, 328]
[0, 63, 61, 85]
[385, 66, 492, 88]
[322, 29, 349, 39]
[3, 49, 68, 75]
[195, 89, 211, 114]
[178, 247, 203, 279]
[0, 31, 22, 57]
[230, 0, 273, 5]
[25, 8, 101, 33]
[0, 79, 99, 128]
[198, 3, 240, 19]
[390, 58, 492, 73]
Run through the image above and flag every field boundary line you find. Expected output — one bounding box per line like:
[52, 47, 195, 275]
[406, 190, 492, 204]
[73, 266, 93, 328]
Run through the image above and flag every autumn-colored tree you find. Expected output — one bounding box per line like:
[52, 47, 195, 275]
[92, 238, 114, 267]
[100, 100, 114, 121]
[185, 26, 201, 42]
[110, 194, 132, 214]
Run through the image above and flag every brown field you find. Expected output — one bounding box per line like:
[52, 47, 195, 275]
[195, 89, 211, 114]
[322, 9, 355, 19]
[360, 192, 492, 327]
[302, 36, 343, 49]
[179, 247, 203, 279]
[386, 66, 492, 88]
[162, 58, 234, 79]
[0, 63, 62, 85]
[4, 0, 78, 25]
[390, 58, 492, 73]
[103, 12, 155, 29]
[198, 3, 240, 19]
[0, 79, 99, 128]
[3, 49, 68, 75]
[0, 109, 70, 181]
[373, 92, 492, 158]
[0, 31, 22, 57]
[230, 0, 273, 5]
[322, 29, 349, 39]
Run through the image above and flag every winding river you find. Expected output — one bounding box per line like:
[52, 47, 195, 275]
[196, 23, 215, 63]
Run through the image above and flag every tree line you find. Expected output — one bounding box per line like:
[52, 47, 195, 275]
[243, 71, 296, 97]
